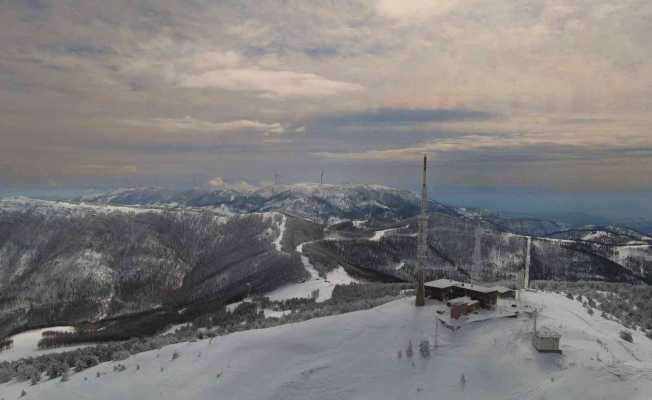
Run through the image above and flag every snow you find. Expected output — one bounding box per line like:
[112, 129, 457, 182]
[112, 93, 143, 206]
[272, 214, 287, 252]
[457, 207, 483, 218]
[447, 296, 477, 305]
[0, 326, 90, 363]
[161, 324, 191, 336]
[0, 197, 162, 215]
[262, 309, 292, 319]
[226, 301, 245, 313]
[582, 231, 610, 241]
[266, 242, 358, 303]
[325, 266, 359, 285]
[370, 225, 408, 241]
[5, 291, 652, 399]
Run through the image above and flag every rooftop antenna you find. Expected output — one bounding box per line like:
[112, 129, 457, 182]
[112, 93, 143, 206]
[320, 170, 324, 185]
[415, 154, 428, 307]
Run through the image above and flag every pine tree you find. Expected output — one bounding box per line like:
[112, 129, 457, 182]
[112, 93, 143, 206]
[419, 340, 431, 359]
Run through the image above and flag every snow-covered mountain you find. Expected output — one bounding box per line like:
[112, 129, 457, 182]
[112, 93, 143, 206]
[0, 203, 317, 338]
[1, 185, 651, 341]
[81, 183, 457, 224]
[2, 292, 651, 400]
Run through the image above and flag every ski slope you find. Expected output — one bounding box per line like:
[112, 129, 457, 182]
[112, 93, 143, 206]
[266, 242, 358, 302]
[272, 214, 286, 252]
[3, 291, 651, 399]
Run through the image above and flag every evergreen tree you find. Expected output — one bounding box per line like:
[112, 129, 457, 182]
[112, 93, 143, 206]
[419, 340, 431, 359]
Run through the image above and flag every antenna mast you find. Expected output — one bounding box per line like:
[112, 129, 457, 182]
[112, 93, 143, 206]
[415, 154, 428, 306]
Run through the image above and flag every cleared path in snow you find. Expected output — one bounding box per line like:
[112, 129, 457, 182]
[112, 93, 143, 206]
[266, 241, 358, 302]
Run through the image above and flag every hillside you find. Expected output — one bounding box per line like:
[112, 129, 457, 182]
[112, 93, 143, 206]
[2, 291, 651, 400]
[0, 203, 315, 338]
[308, 214, 647, 284]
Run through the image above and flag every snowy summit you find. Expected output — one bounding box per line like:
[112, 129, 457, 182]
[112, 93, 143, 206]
[2, 291, 651, 400]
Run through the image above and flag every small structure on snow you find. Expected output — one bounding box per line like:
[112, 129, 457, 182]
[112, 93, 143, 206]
[532, 310, 562, 353]
[447, 296, 480, 319]
[532, 328, 561, 353]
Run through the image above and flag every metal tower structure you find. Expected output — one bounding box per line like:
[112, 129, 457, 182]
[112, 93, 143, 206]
[415, 154, 428, 306]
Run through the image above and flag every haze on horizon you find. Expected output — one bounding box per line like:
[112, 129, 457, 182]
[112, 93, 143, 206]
[1, 0, 652, 219]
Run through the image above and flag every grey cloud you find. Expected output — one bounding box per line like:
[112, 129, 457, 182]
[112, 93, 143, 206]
[312, 108, 496, 127]
[1, 0, 652, 196]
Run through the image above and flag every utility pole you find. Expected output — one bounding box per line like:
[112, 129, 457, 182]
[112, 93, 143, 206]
[320, 170, 324, 185]
[274, 172, 279, 185]
[415, 154, 428, 307]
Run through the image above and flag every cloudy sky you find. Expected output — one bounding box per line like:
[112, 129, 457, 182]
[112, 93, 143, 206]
[2, 0, 652, 216]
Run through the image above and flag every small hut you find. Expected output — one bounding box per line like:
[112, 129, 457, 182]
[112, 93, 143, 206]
[532, 327, 562, 353]
[447, 296, 480, 319]
[531, 310, 562, 353]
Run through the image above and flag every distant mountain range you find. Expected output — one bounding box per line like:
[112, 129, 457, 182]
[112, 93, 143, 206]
[0, 184, 650, 338]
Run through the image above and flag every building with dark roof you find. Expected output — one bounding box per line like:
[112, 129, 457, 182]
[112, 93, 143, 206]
[424, 279, 499, 309]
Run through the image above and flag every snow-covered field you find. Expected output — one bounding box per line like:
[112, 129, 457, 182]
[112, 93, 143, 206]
[0, 326, 88, 363]
[3, 291, 651, 399]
